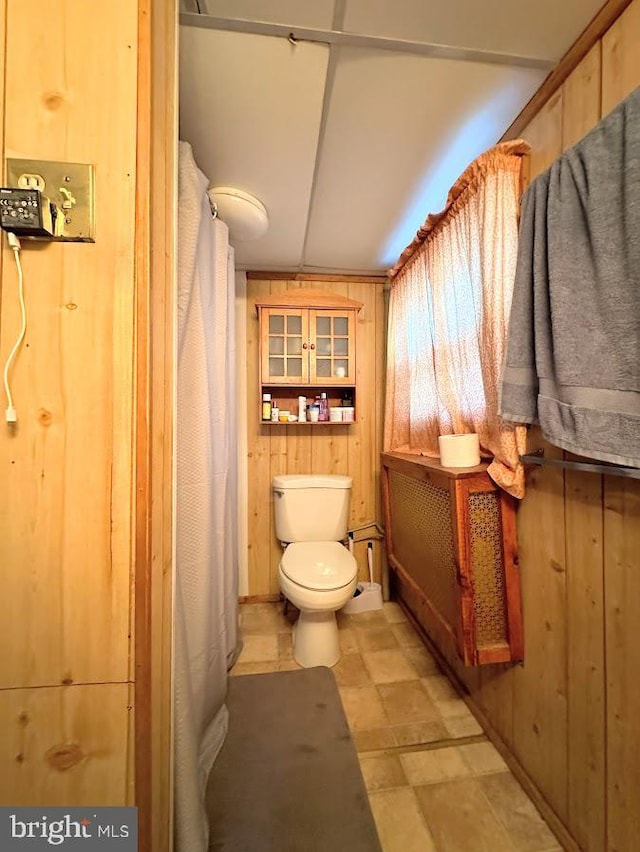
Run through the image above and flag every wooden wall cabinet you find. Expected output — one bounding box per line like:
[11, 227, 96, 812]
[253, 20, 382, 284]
[256, 290, 362, 424]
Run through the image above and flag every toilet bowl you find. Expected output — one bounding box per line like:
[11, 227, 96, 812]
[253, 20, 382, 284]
[279, 541, 357, 668]
[272, 474, 358, 668]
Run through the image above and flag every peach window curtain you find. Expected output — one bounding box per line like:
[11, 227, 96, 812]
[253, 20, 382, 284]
[384, 141, 529, 498]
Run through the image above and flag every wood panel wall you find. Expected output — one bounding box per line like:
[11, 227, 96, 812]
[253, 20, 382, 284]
[428, 4, 640, 849]
[0, 2, 176, 836]
[245, 275, 386, 597]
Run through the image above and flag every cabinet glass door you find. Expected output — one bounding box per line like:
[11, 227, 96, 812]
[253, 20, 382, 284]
[261, 309, 309, 384]
[309, 310, 356, 384]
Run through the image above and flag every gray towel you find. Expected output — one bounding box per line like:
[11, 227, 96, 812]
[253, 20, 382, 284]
[500, 85, 640, 468]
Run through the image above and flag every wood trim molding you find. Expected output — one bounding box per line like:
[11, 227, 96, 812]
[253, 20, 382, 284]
[247, 271, 387, 284]
[134, 1, 177, 850]
[381, 451, 489, 483]
[239, 594, 282, 604]
[134, 1, 153, 846]
[254, 288, 363, 310]
[501, 0, 634, 140]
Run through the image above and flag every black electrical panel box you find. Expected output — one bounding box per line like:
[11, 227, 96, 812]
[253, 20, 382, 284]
[0, 187, 56, 237]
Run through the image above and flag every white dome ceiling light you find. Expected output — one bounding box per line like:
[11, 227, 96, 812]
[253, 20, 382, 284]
[207, 186, 269, 241]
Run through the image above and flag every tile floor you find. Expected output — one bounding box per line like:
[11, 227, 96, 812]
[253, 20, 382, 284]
[231, 601, 562, 852]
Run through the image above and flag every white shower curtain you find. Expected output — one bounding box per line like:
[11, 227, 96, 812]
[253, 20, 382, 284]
[174, 141, 239, 852]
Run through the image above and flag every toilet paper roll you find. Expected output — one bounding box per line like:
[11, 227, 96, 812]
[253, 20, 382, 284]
[438, 433, 480, 467]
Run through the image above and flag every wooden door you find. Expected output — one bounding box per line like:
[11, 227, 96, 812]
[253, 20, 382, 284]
[309, 309, 356, 385]
[260, 308, 310, 384]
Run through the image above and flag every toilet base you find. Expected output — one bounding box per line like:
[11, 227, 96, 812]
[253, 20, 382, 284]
[292, 610, 341, 668]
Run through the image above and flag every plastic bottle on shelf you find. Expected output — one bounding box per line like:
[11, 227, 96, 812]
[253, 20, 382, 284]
[262, 393, 272, 421]
[319, 392, 329, 422]
[298, 395, 307, 422]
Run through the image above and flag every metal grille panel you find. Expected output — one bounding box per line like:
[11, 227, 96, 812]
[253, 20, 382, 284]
[468, 491, 507, 646]
[388, 471, 458, 629]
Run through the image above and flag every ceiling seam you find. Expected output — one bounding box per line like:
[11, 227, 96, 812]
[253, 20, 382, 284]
[297, 43, 340, 272]
[331, 0, 347, 32]
[178, 14, 555, 71]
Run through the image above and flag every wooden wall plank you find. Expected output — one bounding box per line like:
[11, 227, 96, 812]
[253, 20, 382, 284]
[565, 469, 605, 851]
[601, 0, 640, 113]
[475, 664, 513, 748]
[347, 280, 378, 583]
[562, 44, 602, 150]
[375, 285, 388, 594]
[0, 1, 137, 688]
[559, 46, 607, 852]
[600, 10, 640, 847]
[501, 452, 569, 824]
[246, 279, 272, 595]
[604, 478, 640, 852]
[269, 280, 294, 594]
[525, 90, 565, 180]
[511, 91, 569, 824]
[0, 684, 130, 806]
[511, 453, 569, 774]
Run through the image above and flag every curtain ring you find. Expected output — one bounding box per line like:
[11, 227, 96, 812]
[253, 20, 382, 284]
[209, 199, 218, 220]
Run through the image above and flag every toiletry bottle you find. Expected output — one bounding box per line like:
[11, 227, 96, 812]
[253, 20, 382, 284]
[262, 393, 272, 421]
[298, 395, 307, 422]
[319, 392, 329, 422]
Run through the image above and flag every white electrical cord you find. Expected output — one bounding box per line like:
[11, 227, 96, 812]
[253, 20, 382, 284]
[3, 232, 25, 423]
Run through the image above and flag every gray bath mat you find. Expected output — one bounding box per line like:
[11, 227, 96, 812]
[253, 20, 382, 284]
[206, 667, 382, 852]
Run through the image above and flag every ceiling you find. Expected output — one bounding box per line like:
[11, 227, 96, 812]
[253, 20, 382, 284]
[179, 0, 604, 273]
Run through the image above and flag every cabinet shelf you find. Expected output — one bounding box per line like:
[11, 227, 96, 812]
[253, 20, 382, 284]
[260, 419, 356, 426]
[260, 385, 356, 426]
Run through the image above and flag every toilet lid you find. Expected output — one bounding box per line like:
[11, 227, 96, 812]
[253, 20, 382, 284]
[280, 542, 357, 591]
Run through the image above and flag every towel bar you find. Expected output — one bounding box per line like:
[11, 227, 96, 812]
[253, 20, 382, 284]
[521, 450, 640, 480]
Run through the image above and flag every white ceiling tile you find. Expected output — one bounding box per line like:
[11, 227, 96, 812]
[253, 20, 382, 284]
[304, 49, 546, 271]
[179, 27, 329, 267]
[343, 0, 604, 62]
[199, 0, 336, 29]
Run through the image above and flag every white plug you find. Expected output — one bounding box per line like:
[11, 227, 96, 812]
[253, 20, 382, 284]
[3, 231, 26, 423]
[6, 231, 21, 251]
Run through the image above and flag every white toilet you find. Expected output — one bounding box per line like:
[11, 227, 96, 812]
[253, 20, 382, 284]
[273, 474, 358, 668]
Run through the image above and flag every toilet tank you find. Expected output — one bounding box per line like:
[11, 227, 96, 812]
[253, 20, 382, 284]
[273, 474, 352, 542]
